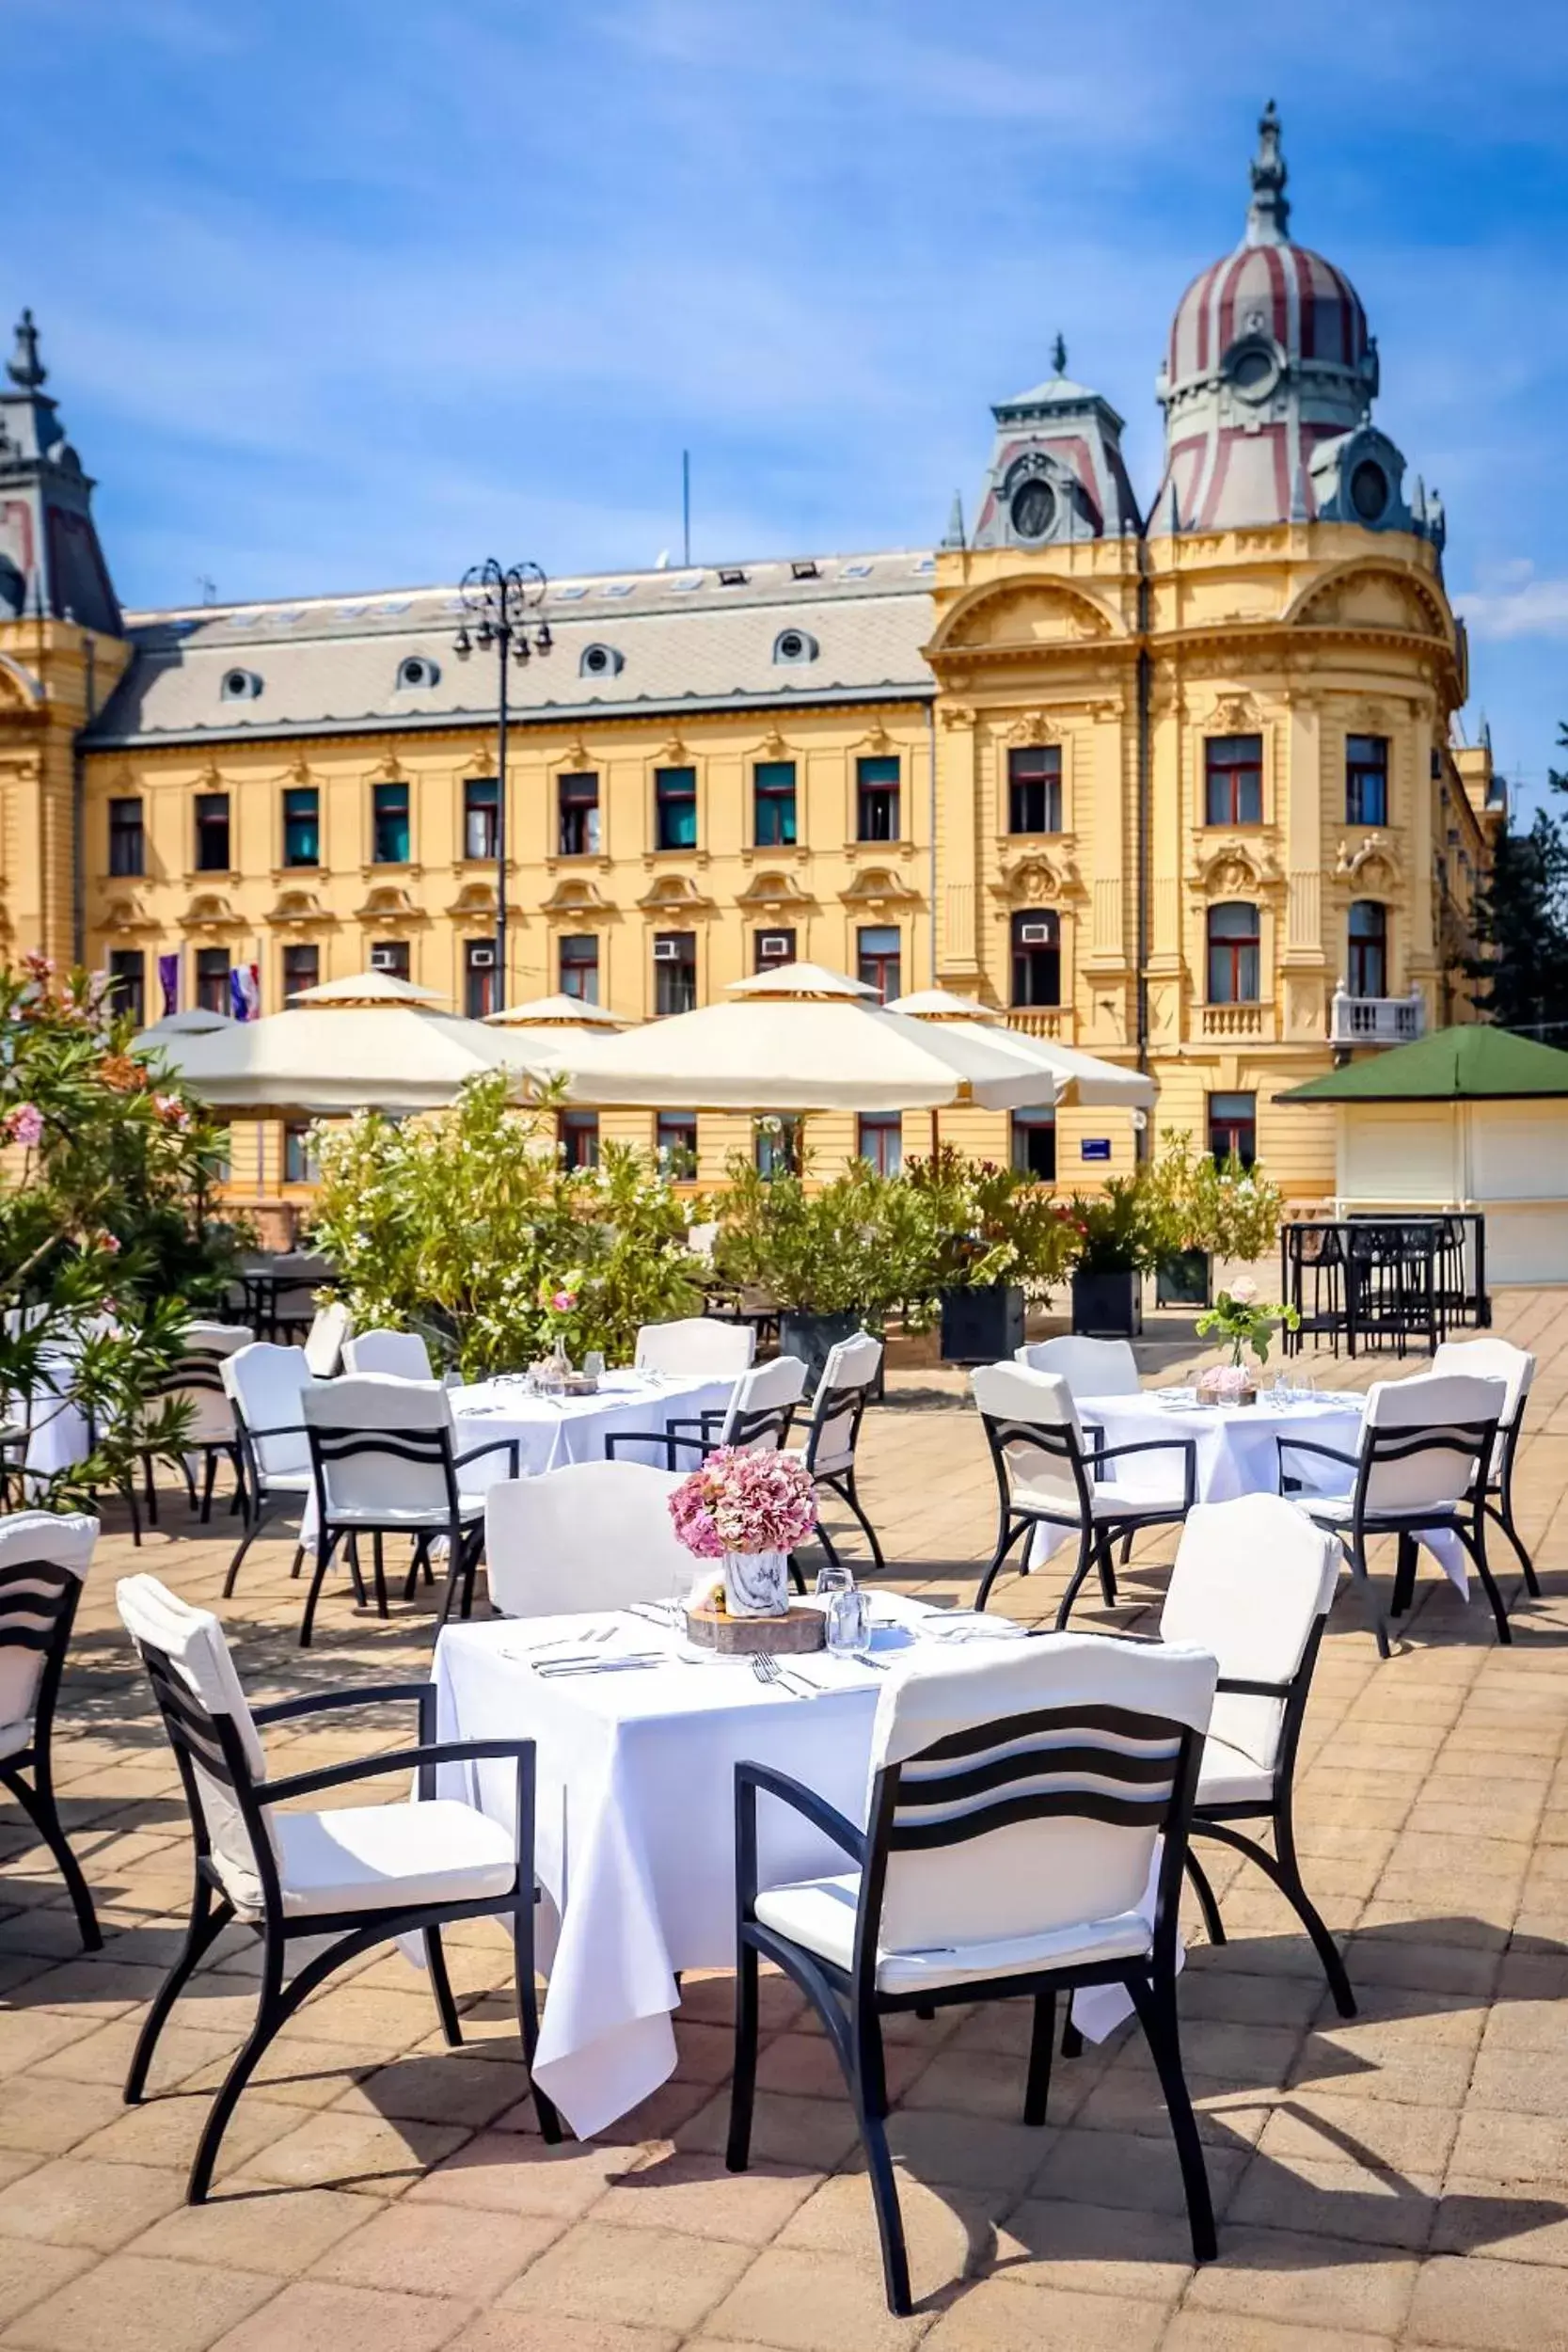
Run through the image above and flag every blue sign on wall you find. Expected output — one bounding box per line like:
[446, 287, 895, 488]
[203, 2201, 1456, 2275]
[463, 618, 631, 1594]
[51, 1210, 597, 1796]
[1080, 1138, 1112, 1162]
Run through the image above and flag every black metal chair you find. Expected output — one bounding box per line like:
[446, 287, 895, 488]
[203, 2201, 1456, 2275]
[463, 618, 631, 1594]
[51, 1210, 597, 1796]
[604, 1354, 806, 1471]
[727, 1635, 1221, 2314]
[220, 1342, 314, 1597]
[117, 1571, 558, 2201]
[970, 1361, 1196, 1626]
[0, 1512, 101, 1951]
[1433, 1338, 1539, 1602]
[791, 1330, 885, 1569]
[1278, 1370, 1507, 1655]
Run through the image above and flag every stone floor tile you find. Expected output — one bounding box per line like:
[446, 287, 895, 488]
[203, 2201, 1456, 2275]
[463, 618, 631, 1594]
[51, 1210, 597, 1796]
[0, 2250, 279, 2352]
[695, 2245, 931, 2350]
[0, 2015, 93, 2081]
[995, 2196, 1196, 2302]
[25, 2016, 235, 2092]
[593, 2150, 820, 2246]
[406, 2131, 637, 2220]
[181, 2037, 393, 2110]
[234, 2108, 469, 2197]
[130, 2183, 375, 2272]
[1403, 2249, 1568, 2348]
[204, 2279, 471, 2352]
[0, 2079, 124, 2158]
[0, 2246, 95, 2331]
[0, 2155, 186, 2251]
[1179, 2224, 1418, 2336]
[1466, 2046, 1568, 2118]
[1227, 2149, 1438, 2249]
[71, 2093, 301, 2175]
[1432, 2175, 1568, 2264]
[1161, 2317, 1395, 2352]
[309, 2201, 562, 2300]
[332, 2057, 525, 2133]
[676, 2090, 861, 2172]
[1257, 2090, 1459, 2174]
[1030, 2122, 1249, 2217]
[287, 1987, 445, 2052]
[499, 2217, 750, 2335]
[445, 2316, 680, 2352]
[918, 2273, 1168, 2350]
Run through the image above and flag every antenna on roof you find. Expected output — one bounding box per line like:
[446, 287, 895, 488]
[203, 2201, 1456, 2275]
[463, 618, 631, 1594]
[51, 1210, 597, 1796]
[681, 450, 691, 569]
[197, 575, 216, 605]
[1051, 332, 1068, 377]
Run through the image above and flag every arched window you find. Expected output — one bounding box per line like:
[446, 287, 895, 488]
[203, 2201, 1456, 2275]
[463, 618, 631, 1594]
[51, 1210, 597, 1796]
[1348, 900, 1387, 998]
[1010, 910, 1061, 1008]
[1207, 902, 1259, 1004]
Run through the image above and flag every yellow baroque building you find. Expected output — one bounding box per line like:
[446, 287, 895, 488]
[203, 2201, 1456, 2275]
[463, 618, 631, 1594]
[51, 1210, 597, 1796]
[0, 107, 1499, 1213]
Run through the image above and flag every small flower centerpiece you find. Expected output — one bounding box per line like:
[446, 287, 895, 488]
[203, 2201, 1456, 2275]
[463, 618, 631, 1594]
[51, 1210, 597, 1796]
[669, 1445, 817, 1620]
[1194, 1278, 1300, 1406]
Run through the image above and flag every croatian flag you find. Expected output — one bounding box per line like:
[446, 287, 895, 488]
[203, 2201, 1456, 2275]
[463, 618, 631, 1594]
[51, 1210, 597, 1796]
[157, 953, 180, 1018]
[230, 962, 261, 1023]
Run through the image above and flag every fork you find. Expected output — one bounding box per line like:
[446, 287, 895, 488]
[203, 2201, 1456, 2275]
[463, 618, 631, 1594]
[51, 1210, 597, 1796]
[752, 1651, 810, 1696]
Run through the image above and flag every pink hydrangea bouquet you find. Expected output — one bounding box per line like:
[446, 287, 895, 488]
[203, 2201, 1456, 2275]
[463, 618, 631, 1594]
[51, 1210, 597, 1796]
[669, 1446, 817, 1561]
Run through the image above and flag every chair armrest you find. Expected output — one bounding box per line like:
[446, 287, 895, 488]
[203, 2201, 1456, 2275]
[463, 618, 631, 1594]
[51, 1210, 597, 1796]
[1215, 1675, 1293, 1698]
[252, 1680, 432, 1726]
[603, 1427, 704, 1467]
[734, 1759, 865, 1920]
[1275, 1437, 1357, 1494]
[1094, 1435, 1197, 1509]
[261, 1733, 534, 1809]
[453, 1437, 521, 1477]
[247, 1422, 309, 1441]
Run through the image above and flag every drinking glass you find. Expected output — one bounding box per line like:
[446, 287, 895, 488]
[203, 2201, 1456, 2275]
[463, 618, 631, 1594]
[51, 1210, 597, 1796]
[826, 1585, 870, 1659]
[815, 1561, 854, 1598]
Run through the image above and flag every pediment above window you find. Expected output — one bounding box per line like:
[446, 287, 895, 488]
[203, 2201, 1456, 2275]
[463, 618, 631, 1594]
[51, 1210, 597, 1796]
[264, 888, 331, 929]
[735, 870, 816, 911]
[638, 873, 715, 913]
[1191, 840, 1284, 900]
[1334, 832, 1402, 891]
[840, 866, 923, 910]
[542, 876, 612, 916]
[182, 891, 245, 931]
[353, 882, 424, 926]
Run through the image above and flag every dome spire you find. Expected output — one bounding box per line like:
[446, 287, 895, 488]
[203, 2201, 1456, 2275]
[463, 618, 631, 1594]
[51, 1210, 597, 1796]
[1244, 100, 1291, 247]
[7, 309, 45, 390]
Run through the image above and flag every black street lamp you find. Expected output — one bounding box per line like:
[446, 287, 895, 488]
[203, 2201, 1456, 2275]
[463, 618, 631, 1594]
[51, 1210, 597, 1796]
[453, 559, 552, 1005]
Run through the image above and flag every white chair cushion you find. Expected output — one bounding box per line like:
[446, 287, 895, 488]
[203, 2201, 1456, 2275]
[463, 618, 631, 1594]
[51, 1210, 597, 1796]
[260, 1470, 312, 1496]
[323, 1492, 488, 1529]
[268, 1798, 516, 1918]
[0, 1720, 32, 1763]
[753, 1870, 1154, 1993]
[1196, 1734, 1274, 1808]
[1010, 1473, 1187, 1521]
[1304, 1492, 1453, 1526]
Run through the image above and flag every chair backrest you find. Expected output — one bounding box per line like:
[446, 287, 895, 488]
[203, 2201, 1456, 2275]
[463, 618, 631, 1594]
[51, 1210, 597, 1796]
[302, 1374, 457, 1520]
[485, 1460, 691, 1616]
[635, 1316, 756, 1378]
[1432, 1338, 1534, 1434]
[221, 1343, 312, 1482]
[1359, 1372, 1506, 1515]
[971, 1360, 1086, 1519]
[1160, 1496, 1339, 1775]
[721, 1354, 807, 1453]
[116, 1572, 274, 1914]
[303, 1300, 352, 1378]
[0, 1512, 95, 1740]
[861, 1633, 1216, 1970]
[806, 1331, 883, 1476]
[1015, 1336, 1141, 1397]
[181, 1322, 254, 1359]
[342, 1327, 436, 1383]
[156, 1355, 238, 1447]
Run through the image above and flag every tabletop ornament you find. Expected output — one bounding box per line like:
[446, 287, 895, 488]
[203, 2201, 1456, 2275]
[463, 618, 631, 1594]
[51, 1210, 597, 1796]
[671, 1445, 825, 1651]
[1194, 1276, 1300, 1406]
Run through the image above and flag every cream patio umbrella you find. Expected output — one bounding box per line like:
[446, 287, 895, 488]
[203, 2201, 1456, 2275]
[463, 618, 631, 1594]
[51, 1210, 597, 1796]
[483, 992, 629, 1086]
[133, 1005, 233, 1049]
[884, 988, 1157, 1110]
[152, 969, 506, 1116]
[561, 963, 1060, 1114]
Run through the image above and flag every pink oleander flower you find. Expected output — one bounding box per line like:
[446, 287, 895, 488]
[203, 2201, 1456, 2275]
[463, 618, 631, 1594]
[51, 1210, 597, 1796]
[94, 1232, 121, 1257]
[21, 951, 55, 981]
[551, 1290, 577, 1313]
[5, 1103, 43, 1148]
[669, 1446, 817, 1559]
[153, 1093, 188, 1128]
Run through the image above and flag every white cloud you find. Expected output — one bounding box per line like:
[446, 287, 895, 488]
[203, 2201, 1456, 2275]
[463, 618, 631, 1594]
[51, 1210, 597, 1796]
[1458, 566, 1568, 643]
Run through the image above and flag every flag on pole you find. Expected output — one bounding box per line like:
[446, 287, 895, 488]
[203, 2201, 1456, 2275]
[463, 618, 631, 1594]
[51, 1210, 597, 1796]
[157, 953, 180, 1018]
[230, 963, 261, 1023]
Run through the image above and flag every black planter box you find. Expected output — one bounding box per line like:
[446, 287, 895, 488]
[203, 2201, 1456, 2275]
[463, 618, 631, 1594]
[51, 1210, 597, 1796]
[1155, 1248, 1212, 1309]
[777, 1309, 882, 1398]
[939, 1282, 1026, 1366]
[1070, 1269, 1143, 1338]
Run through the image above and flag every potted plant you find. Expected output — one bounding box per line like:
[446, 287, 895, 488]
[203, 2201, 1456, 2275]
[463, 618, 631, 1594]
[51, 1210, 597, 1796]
[712, 1155, 901, 1390]
[1145, 1131, 1289, 1308]
[669, 1444, 818, 1620]
[1063, 1176, 1158, 1338]
[906, 1150, 1076, 1364]
[1194, 1277, 1300, 1402]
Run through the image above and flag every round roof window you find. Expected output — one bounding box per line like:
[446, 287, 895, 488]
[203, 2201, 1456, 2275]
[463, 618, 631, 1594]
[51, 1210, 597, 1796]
[1224, 338, 1280, 404]
[1351, 458, 1390, 523]
[1010, 478, 1057, 542]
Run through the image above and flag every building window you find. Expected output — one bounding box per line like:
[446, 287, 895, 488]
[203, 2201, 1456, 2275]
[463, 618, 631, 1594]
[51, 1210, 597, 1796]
[1209, 1091, 1257, 1170]
[1010, 1107, 1056, 1181]
[106, 949, 145, 1026]
[464, 776, 499, 860]
[1346, 735, 1388, 828]
[1204, 735, 1263, 826]
[1206, 902, 1260, 1003]
[753, 760, 798, 848]
[753, 928, 796, 972]
[371, 940, 410, 982]
[557, 771, 600, 857]
[857, 925, 901, 1004]
[1348, 899, 1388, 998]
[372, 781, 411, 864]
[653, 930, 697, 1015]
[559, 934, 599, 1003]
[558, 1111, 600, 1171]
[655, 765, 697, 851]
[108, 798, 144, 878]
[283, 1121, 321, 1184]
[856, 755, 900, 843]
[1007, 745, 1062, 835]
[194, 793, 230, 873]
[857, 1112, 903, 1176]
[1010, 910, 1061, 1007]
[464, 938, 499, 1019]
[753, 1116, 800, 1179]
[195, 948, 230, 1015]
[282, 787, 320, 867]
[282, 944, 320, 1000]
[657, 1112, 698, 1178]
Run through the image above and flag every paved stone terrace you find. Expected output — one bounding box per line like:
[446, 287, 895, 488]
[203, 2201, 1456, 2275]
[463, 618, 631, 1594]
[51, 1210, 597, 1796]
[1, 1294, 1567, 2351]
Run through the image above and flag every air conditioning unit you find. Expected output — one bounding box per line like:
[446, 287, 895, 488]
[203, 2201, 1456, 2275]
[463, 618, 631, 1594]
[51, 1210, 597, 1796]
[468, 945, 497, 969]
[1019, 921, 1055, 946]
[758, 934, 792, 961]
[653, 939, 681, 961]
[370, 946, 400, 970]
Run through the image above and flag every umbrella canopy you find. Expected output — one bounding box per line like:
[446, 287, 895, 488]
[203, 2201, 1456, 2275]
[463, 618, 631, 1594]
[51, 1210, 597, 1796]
[152, 969, 504, 1116]
[134, 1006, 233, 1048]
[1277, 1025, 1568, 1104]
[484, 993, 633, 1030]
[883, 991, 1157, 1110]
[562, 963, 1062, 1113]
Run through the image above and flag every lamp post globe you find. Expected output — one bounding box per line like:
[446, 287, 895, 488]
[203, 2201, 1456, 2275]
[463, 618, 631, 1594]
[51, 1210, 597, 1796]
[454, 560, 551, 1010]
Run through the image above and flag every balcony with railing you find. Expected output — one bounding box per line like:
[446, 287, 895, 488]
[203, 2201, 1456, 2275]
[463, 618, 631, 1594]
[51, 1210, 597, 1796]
[1198, 1001, 1271, 1041]
[1005, 1008, 1075, 1044]
[1329, 986, 1425, 1048]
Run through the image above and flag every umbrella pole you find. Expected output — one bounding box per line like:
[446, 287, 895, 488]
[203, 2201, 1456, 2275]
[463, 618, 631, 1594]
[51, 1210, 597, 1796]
[929, 1108, 940, 1159]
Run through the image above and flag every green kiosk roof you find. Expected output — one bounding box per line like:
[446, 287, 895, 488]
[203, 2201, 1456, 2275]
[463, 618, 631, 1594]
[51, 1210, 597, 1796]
[1276, 1025, 1568, 1104]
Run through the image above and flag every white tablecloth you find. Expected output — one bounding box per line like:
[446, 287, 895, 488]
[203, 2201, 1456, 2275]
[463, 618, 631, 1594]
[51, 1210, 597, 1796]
[426, 1597, 1140, 2137]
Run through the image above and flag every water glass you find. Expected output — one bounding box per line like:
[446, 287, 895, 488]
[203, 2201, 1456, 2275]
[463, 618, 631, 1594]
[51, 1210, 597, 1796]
[825, 1585, 871, 1659]
[582, 1351, 605, 1381]
[815, 1560, 854, 1598]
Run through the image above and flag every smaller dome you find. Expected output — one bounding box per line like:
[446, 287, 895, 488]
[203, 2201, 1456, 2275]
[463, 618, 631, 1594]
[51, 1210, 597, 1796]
[1165, 242, 1369, 399]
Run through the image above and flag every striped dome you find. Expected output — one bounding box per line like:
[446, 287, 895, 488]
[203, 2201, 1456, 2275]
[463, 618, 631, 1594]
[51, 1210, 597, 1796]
[1166, 241, 1369, 392]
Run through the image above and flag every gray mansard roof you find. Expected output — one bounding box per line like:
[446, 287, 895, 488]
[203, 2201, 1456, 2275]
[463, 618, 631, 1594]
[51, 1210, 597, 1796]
[87, 551, 940, 749]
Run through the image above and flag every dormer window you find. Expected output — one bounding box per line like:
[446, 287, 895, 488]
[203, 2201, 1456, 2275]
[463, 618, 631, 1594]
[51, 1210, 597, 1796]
[772, 628, 817, 665]
[220, 667, 262, 701]
[579, 644, 625, 678]
[1010, 479, 1057, 540]
[396, 654, 440, 690]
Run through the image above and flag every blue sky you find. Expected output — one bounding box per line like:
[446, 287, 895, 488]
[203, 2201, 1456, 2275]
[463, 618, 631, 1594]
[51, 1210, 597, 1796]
[11, 0, 1568, 805]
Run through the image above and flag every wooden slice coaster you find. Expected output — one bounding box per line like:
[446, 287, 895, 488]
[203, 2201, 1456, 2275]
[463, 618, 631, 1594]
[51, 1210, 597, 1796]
[685, 1604, 826, 1656]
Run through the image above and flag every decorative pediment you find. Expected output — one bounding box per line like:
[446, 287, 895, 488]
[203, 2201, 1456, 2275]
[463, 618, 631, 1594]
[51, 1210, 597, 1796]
[1191, 839, 1284, 900]
[939, 703, 977, 731]
[840, 866, 923, 910]
[1206, 691, 1262, 734]
[365, 751, 407, 786]
[1289, 563, 1449, 642]
[282, 750, 316, 787]
[542, 876, 612, 915]
[638, 873, 715, 913]
[546, 738, 594, 775]
[448, 879, 498, 917]
[353, 882, 424, 926]
[100, 894, 160, 936]
[182, 891, 245, 931]
[655, 735, 690, 768]
[194, 760, 228, 793]
[458, 741, 499, 776]
[989, 851, 1084, 907]
[1002, 710, 1063, 749]
[852, 723, 899, 759]
[735, 870, 816, 912]
[264, 888, 330, 930]
[0, 652, 43, 712]
[1334, 832, 1403, 892]
[928, 577, 1119, 657]
[754, 726, 791, 762]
